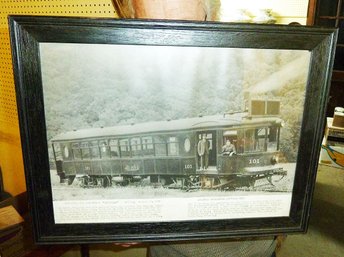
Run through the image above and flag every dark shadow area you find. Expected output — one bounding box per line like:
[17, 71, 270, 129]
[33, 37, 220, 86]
[309, 181, 344, 245]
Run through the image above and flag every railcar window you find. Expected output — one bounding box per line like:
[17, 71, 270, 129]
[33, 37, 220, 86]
[243, 130, 254, 152]
[52, 143, 62, 160]
[256, 128, 267, 151]
[99, 140, 109, 158]
[243, 129, 263, 152]
[236, 130, 245, 153]
[109, 139, 119, 158]
[142, 137, 153, 150]
[251, 100, 266, 115]
[154, 136, 167, 156]
[72, 142, 82, 160]
[267, 127, 279, 151]
[80, 142, 91, 159]
[131, 137, 142, 156]
[184, 137, 191, 153]
[269, 127, 277, 142]
[168, 137, 179, 156]
[62, 145, 69, 159]
[119, 139, 130, 157]
[90, 140, 100, 159]
[223, 130, 238, 153]
[267, 101, 280, 115]
[240, 127, 279, 153]
[142, 136, 154, 156]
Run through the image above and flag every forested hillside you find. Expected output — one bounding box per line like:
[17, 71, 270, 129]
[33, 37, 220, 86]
[40, 43, 309, 162]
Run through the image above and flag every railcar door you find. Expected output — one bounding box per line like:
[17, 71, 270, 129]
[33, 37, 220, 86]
[196, 131, 217, 169]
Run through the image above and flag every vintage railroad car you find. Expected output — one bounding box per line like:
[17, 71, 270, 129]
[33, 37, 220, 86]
[51, 101, 287, 190]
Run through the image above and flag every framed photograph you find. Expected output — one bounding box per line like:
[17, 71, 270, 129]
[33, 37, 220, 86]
[9, 16, 337, 244]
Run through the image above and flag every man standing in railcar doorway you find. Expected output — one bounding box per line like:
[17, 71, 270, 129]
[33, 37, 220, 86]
[197, 134, 209, 170]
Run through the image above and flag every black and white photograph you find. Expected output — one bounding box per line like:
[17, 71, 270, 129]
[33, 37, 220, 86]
[40, 43, 310, 223]
[9, 16, 337, 242]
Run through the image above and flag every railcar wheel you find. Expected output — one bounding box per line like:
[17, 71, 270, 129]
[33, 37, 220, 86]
[103, 176, 112, 188]
[149, 175, 173, 187]
[159, 177, 167, 186]
[120, 178, 129, 186]
[247, 177, 256, 188]
[96, 177, 104, 187]
[150, 175, 158, 184]
[80, 176, 89, 187]
[160, 176, 174, 186]
[67, 175, 75, 185]
[233, 176, 256, 189]
[266, 175, 274, 186]
[272, 173, 286, 183]
[187, 176, 201, 190]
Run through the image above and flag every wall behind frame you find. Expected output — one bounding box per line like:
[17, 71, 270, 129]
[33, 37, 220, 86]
[0, 0, 118, 196]
[0, 0, 308, 197]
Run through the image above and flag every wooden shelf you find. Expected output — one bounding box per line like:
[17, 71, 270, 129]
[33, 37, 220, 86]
[1, 192, 72, 257]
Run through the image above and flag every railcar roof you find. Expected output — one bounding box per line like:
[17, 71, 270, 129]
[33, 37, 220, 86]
[51, 113, 282, 142]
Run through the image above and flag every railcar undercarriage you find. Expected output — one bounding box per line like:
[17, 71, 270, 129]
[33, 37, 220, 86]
[60, 167, 287, 191]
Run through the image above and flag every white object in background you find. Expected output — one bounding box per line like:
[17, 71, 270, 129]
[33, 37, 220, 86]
[333, 107, 344, 128]
[222, 9, 252, 23]
[252, 9, 276, 24]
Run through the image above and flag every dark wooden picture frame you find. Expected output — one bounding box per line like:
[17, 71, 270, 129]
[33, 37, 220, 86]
[9, 16, 337, 244]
